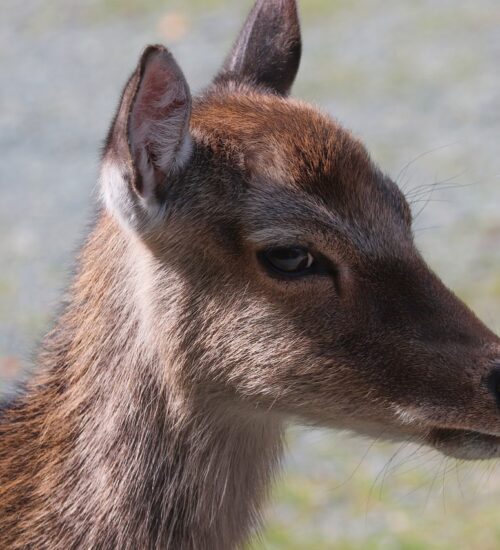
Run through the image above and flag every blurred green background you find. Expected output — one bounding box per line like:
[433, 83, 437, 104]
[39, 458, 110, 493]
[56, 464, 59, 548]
[1, 1, 499, 548]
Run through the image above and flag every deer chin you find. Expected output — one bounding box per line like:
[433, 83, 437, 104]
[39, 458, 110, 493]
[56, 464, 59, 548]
[389, 404, 500, 460]
[427, 427, 500, 460]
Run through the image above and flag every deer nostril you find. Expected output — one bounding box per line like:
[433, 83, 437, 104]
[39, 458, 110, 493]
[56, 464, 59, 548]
[486, 364, 500, 411]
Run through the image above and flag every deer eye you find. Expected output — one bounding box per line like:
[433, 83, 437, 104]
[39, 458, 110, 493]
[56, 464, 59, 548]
[259, 247, 315, 277]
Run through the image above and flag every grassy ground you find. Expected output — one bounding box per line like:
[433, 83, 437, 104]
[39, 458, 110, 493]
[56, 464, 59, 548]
[1, 1, 500, 548]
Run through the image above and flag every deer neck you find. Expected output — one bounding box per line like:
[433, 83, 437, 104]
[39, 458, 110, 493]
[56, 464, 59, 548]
[2, 215, 284, 550]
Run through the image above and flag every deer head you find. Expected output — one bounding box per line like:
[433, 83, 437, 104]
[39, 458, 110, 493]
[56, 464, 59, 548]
[100, 0, 500, 461]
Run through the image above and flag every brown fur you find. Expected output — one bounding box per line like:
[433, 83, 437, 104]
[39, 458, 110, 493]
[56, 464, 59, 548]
[1, 1, 499, 548]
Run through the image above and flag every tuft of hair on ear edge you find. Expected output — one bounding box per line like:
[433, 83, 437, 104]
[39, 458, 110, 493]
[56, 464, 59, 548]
[214, 0, 302, 96]
[100, 44, 192, 231]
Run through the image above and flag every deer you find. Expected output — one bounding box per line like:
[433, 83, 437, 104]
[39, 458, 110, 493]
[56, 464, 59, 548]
[1, 0, 499, 548]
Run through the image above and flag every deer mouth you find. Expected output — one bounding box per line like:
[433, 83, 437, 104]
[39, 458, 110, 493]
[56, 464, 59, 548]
[428, 427, 500, 460]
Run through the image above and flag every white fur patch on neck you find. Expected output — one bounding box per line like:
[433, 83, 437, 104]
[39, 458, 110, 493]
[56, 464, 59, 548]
[99, 160, 140, 231]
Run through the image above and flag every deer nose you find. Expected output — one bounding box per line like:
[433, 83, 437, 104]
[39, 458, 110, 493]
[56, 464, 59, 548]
[486, 363, 500, 410]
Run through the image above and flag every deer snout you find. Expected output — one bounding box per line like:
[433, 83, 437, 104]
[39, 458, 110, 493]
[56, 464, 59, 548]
[486, 361, 500, 412]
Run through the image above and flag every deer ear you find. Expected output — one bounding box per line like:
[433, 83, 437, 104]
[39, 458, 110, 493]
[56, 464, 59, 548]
[101, 45, 192, 230]
[215, 0, 301, 96]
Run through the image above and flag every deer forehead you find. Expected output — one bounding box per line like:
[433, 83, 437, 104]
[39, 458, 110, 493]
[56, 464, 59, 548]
[189, 90, 409, 257]
[191, 89, 370, 182]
